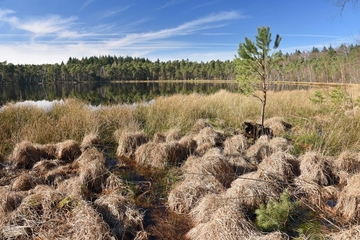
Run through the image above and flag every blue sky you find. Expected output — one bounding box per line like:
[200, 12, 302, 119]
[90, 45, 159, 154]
[0, 0, 359, 64]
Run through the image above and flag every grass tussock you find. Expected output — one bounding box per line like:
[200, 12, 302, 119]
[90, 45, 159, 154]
[298, 151, 338, 186]
[116, 131, 149, 160]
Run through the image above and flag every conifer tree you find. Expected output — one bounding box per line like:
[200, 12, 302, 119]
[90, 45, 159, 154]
[235, 26, 282, 129]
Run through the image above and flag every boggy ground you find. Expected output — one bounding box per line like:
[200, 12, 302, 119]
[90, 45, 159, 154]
[2, 88, 360, 239]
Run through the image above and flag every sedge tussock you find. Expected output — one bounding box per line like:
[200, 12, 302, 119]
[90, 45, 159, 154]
[153, 132, 166, 143]
[64, 200, 116, 240]
[182, 148, 234, 187]
[224, 171, 282, 212]
[0, 153, 4, 170]
[264, 117, 292, 136]
[56, 140, 82, 163]
[223, 134, 249, 156]
[292, 177, 323, 207]
[257, 151, 298, 183]
[80, 132, 100, 151]
[95, 190, 146, 239]
[11, 172, 41, 191]
[298, 151, 338, 186]
[56, 176, 92, 201]
[0, 186, 25, 215]
[269, 137, 294, 152]
[193, 127, 225, 156]
[191, 119, 212, 133]
[227, 155, 257, 176]
[116, 131, 149, 160]
[168, 174, 225, 214]
[245, 135, 274, 164]
[178, 135, 197, 156]
[135, 141, 188, 169]
[325, 224, 360, 240]
[75, 147, 108, 193]
[189, 193, 223, 225]
[165, 128, 182, 142]
[32, 159, 65, 173]
[186, 201, 261, 240]
[335, 150, 360, 174]
[335, 173, 360, 224]
[38, 143, 57, 159]
[10, 141, 41, 169]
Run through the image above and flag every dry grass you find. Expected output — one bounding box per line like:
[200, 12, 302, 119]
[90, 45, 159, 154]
[10, 141, 42, 169]
[75, 147, 109, 193]
[335, 173, 360, 224]
[94, 190, 145, 239]
[182, 148, 234, 187]
[116, 131, 149, 160]
[223, 134, 249, 156]
[56, 140, 82, 163]
[167, 174, 225, 214]
[245, 135, 274, 164]
[135, 141, 188, 169]
[335, 150, 360, 174]
[189, 193, 223, 225]
[298, 151, 338, 186]
[193, 127, 225, 156]
[81, 132, 100, 151]
[264, 117, 292, 136]
[186, 200, 262, 240]
[257, 151, 298, 183]
[224, 171, 282, 213]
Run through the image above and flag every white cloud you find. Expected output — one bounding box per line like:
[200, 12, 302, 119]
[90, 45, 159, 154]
[0, 9, 242, 64]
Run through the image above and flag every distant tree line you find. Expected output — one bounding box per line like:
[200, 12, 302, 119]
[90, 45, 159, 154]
[0, 44, 359, 84]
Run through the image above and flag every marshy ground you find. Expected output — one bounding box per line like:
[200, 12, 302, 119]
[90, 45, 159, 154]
[2, 88, 360, 239]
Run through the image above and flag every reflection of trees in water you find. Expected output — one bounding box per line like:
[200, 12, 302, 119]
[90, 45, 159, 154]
[1, 81, 307, 106]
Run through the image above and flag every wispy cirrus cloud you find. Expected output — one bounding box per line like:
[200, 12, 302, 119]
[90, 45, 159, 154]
[157, 0, 186, 10]
[0, 9, 242, 64]
[0, 8, 77, 37]
[80, 0, 95, 11]
[107, 11, 241, 48]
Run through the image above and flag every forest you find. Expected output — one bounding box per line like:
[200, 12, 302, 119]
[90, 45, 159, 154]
[0, 44, 359, 84]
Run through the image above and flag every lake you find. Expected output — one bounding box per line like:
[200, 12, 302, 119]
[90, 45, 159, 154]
[0, 81, 310, 106]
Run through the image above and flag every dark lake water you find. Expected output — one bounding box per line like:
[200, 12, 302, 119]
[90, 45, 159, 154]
[0, 81, 310, 106]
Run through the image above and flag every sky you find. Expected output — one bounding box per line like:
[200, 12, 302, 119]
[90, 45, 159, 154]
[0, 0, 359, 64]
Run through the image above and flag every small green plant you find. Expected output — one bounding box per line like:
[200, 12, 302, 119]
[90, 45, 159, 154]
[310, 91, 325, 104]
[255, 190, 322, 238]
[255, 190, 299, 232]
[328, 86, 348, 105]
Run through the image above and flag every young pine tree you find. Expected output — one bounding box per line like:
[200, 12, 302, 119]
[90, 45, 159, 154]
[235, 26, 282, 130]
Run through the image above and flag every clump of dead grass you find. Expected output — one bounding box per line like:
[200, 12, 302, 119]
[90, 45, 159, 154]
[168, 174, 225, 214]
[81, 132, 100, 151]
[335, 150, 360, 174]
[245, 135, 274, 164]
[224, 171, 282, 213]
[135, 140, 190, 169]
[264, 117, 292, 136]
[74, 147, 109, 193]
[258, 151, 299, 183]
[10, 141, 42, 169]
[116, 131, 149, 160]
[335, 173, 360, 224]
[193, 127, 225, 156]
[223, 134, 249, 156]
[182, 148, 234, 187]
[95, 190, 145, 239]
[186, 201, 262, 240]
[56, 140, 82, 163]
[298, 151, 338, 186]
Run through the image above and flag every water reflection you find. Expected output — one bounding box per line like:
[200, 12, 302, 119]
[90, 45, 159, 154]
[0, 81, 310, 106]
